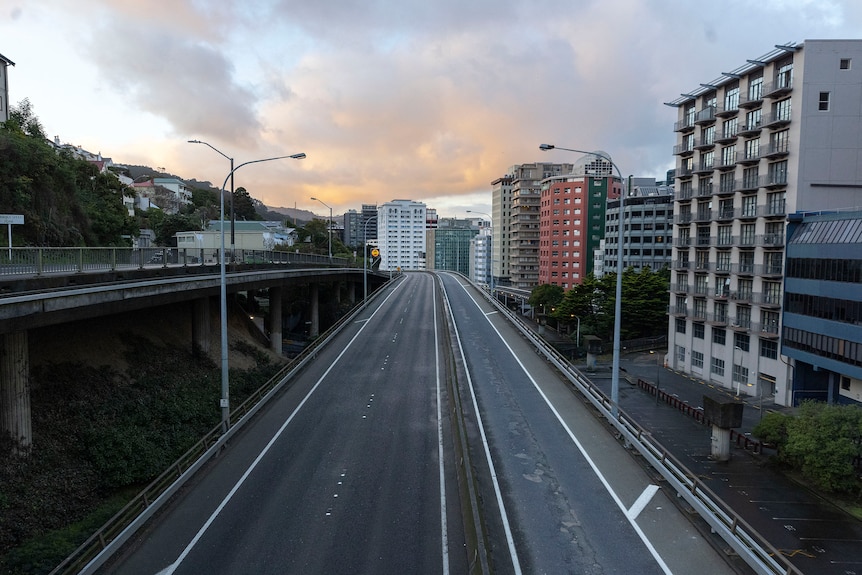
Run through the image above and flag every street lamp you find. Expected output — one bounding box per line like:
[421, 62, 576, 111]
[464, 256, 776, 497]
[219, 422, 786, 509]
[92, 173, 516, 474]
[540, 143, 628, 418]
[363, 215, 377, 306]
[310, 196, 332, 261]
[188, 140, 236, 259]
[188, 140, 305, 432]
[467, 209, 494, 292]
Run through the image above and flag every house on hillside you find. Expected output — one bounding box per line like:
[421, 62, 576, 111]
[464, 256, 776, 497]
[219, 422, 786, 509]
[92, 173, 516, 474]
[175, 221, 297, 263]
[131, 177, 192, 214]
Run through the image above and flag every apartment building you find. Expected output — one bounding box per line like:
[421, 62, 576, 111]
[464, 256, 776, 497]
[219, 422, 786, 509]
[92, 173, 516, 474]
[0, 52, 13, 123]
[539, 153, 620, 288]
[601, 180, 674, 277]
[667, 40, 862, 407]
[378, 199, 426, 271]
[498, 163, 573, 289]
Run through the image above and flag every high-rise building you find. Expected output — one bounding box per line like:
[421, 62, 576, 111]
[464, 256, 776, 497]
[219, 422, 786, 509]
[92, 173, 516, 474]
[538, 154, 620, 288]
[343, 209, 362, 248]
[491, 175, 513, 287]
[500, 163, 573, 289]
[378, 199, 426, 271]
[361, 204, 378, 243]
[782, 209, 862, 406]
[667, 40, 862, 407]
[601, 180, 674, 277]
[427, 219, 477, 276]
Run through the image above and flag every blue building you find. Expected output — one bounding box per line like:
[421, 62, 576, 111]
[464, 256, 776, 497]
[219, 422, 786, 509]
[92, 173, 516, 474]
[782, 209, 862, 405]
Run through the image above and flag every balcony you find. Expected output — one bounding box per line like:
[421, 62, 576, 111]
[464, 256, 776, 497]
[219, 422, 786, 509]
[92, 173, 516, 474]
[715, 103, 739, 118]
[762, 200, 786, 218]
[695, 183, 713, 197]
[737, 149, 762, 165]
[713, 261, 732, 274]
[676, 187, 694, 201]
[671, 283, 692, 293]
[737, 121, 763, 137]
[763, 172, 788, 189]
[694, 160, 715, 174]
[762, 111, 791, 129]
[716, 155, 737, 171]
[730, 317, 752, 330]
[694, 106, 716, 125]
[764, 140, 790, 159]
[764, 76, 793, 98]
[734, 262, 756, 276]
[756, 291, 783, 306]
[738, 91, 763, 109]
[760, 233, 785, 247]
[677, 165, 694, 179]
[673, 142, 695, 156]
[694, 210, 712, 223]
[675, 117, 695, 132]
[737, 206, 758, 221]
[737, 175, 760, 192]
[753, 321, 780, 337]
[672, 259, 692, 270]
[694, 137, 716, 150]
[707, 312, 729, 325]
[669, 306, 689, 316]
[716, 207, 735, 222]
[739, 235, 757, 248]
[715, 235, 735, 249]
[675, 213, 693, 225]
[715, 126, 739, 144]
[674, 237, 692, 247]
[716, 179, 738, 196]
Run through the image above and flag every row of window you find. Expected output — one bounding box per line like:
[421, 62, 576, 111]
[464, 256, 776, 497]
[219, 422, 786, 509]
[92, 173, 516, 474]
[783, 327, 862, 368]
[785, 258, 862, 283]
[784, 293, 862, 325]
[675, 320, 779, 358]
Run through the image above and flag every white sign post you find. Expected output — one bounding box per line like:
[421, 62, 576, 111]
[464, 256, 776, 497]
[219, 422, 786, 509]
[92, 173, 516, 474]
[0, 214, 24, 259]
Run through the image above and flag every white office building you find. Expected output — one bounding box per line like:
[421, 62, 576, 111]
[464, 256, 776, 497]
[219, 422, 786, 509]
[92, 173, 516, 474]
[667, 40, 862, 407]
[378, 199, 427, 271]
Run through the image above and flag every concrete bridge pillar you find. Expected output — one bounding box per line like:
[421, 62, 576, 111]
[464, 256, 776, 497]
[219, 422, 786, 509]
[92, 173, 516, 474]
[269, 287, 283, 354]
[310, 284, 320, 338]
[192, 297, 211, 357]
[0, 331, 31, 454]
[347, 280, 357, 305]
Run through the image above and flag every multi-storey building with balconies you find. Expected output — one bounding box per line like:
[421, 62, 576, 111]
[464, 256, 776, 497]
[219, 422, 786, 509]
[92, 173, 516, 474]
[379, 199, 426, 271]
[666, 40, 862, 407]
[504, 162, 573, 289]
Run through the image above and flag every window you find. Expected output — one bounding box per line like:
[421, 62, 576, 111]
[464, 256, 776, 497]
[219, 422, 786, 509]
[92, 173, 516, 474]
[840, 58, 851, 70]
[745, 108, 761, 130]
[676, 345, 686, 363]
[732, 363, 749, 385]
[734, 332, 750, 352]
[760, 339, 778, 360]
[694, 323, 705, 339]
[711, 357, 725, 376]
[676, 318, 686, 334]
[713, 327, 726, 345]
[818, 91, 830, 111]
[692, 350, 704, 369]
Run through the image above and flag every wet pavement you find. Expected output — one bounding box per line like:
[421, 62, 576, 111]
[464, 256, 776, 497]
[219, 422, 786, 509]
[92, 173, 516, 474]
[531, 322, 862, 575]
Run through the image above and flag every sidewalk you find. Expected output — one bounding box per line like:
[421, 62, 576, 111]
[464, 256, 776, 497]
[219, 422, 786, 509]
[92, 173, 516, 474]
[527, 319, 862, 575]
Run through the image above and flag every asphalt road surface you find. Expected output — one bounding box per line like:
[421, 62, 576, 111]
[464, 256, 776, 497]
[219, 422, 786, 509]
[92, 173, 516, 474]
[103, 272, 740, 574]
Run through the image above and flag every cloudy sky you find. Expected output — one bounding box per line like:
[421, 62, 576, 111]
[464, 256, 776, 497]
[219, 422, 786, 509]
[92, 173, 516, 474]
[3, 0, 861, 218]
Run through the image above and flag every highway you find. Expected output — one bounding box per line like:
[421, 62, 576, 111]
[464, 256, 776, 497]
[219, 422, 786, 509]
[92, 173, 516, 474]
[102, 272, 737, 574]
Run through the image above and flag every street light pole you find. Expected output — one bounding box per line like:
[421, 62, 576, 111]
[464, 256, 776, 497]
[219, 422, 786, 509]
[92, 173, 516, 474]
[363, 215, 376, 306]
[310, 196, 332, 261]
[541, 143, 627, 418]
[188, 140, 235, 258]
[188, 141, 305, 432]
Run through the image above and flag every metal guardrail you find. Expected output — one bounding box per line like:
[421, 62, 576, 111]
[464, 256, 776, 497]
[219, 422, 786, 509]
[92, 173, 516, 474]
[482, 288, 801, 575]
[49, 277, 399, 575]
[0, 247, 351, 277]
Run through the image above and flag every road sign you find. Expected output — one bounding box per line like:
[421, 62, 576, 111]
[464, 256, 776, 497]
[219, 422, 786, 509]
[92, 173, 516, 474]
[0, 214, 24, 225]
[371, 248, 379, 257]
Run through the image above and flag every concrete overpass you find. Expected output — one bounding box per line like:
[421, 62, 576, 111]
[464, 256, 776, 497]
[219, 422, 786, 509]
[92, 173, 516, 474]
[0, 262, 390, 453]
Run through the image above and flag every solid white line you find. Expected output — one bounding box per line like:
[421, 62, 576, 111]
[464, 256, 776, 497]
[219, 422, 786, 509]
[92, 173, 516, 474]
[433, 278, 450, 575]
[456, 282, 673, 575]
[160, 282, 405, 575]
[628, 485, 660, 520]
[440, 277, 523, 575]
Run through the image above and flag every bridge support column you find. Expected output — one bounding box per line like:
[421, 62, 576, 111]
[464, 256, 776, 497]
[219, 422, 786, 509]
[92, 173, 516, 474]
[347, 280, 356, 305]
[0, 331, 31, 455]
[192, 297, 211, 357]
[309, 284, 320, 338]
[269, 287, 283, 354]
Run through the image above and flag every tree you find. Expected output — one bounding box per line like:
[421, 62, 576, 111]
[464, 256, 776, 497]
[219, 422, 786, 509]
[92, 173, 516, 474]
[155, 213, 200, 246]
[233, 187, 260, 221]
[529, 284, 564, 315]
[3, 98, 45, 139]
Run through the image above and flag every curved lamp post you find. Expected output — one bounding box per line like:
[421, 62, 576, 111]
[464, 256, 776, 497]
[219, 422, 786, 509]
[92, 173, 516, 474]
[310, 196, 332, 261]
[363, 215, 377, 306]
[188, 140, 236, 257]
[540, 143, 628, 418]
[188, 140, 305, 432]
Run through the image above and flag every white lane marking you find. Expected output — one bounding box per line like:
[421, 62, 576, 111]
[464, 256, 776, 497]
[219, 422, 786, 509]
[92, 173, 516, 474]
[455, 279, 673, 575]
[628, 485, 660, 520]
[433, 277, 450, 575]
[440, 278, 522, 575]
[159, 282, 406, 575]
